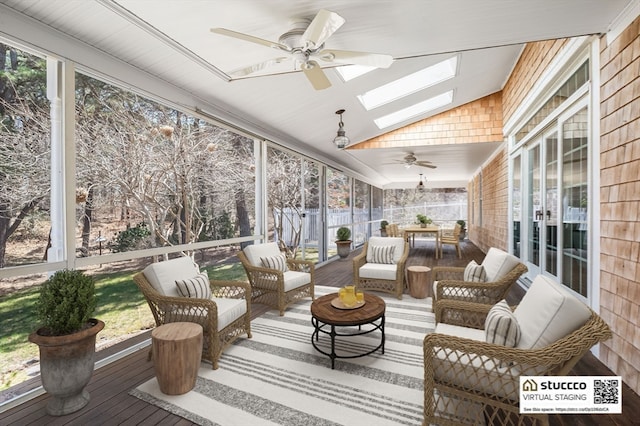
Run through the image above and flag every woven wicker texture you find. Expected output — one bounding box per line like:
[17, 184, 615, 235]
[423, 301, 612, 426]
[133, 271, 252, 369]
[237, 250, 315, 316]
[353, 240, 410, 300]
[433, 262, 528, 314]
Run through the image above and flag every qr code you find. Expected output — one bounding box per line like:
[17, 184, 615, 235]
[594, 379, 619, 404]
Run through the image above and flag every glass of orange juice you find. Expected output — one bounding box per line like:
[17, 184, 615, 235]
[356, 291, 364, 303]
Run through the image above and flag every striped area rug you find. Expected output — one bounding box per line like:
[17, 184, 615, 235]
[130, 286, 434, 426]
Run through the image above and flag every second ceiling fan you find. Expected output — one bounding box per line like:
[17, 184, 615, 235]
[211, 9, 394, 90]
[393, 153, 437, 169]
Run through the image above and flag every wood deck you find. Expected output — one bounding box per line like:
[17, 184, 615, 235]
[1, 238, 637, 425]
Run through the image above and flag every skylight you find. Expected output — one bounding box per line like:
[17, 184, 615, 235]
[357, 56, 458, 110]
[335, 65, 376, 82]
[374, 90, 454, 129]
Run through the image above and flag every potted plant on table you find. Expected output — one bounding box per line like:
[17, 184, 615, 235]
[416, 214, 432, 228]
[380, 220, 389, 237]
[335, 226, 352, 259]
[29, 269, 105, 416]
[456, 219, 467, 240]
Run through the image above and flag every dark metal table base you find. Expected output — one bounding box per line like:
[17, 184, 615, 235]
[311, 315, 385, 369]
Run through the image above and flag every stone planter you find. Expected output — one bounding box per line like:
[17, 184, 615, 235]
[29, 319, 105, 416]
[336, 240, 352, 259]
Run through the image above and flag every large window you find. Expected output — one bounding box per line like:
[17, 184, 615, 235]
[509, 56, 591, 298]
[74, 74, 256, 259]
[0, 45, 50, 268]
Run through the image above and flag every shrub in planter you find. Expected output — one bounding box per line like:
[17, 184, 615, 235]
[29, 269, 104, 416]
[335, 226, 352, 259]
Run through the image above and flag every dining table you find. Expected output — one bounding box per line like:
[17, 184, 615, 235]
[401, 225, 441, 258]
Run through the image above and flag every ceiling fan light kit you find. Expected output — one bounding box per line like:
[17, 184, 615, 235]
[416, 173, 426, 191]
[210, 9, 393, 90]
[333, 109, 350, 149]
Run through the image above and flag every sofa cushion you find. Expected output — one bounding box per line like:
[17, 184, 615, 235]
[282, 270, 312, 291]
[243, 242, 281, 267]
[359, 263, 398, 281]
[464, 260, 487, 282]
[370, 245, 396, 264]
[481, 248, 521, 282]
[214, 297, 247, 331]
[514, 275, 591, 349]
[261, 253, 288, 272]
[170, 297, 247, 331]
[175, 272, 212, 299]
[485, 300, 520, 347]
[366, 237, 405, 264]
[143, 256, 200, 297]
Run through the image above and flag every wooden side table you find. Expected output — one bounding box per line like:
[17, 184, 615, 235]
[407, 266, 431, 299]
[152, 322, 203, 395]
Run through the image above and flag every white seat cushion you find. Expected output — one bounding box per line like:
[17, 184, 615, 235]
[435, 323, 485, 341]
[514, 275, 591, 349]
[481, 248, 521, 282]
[243, 242, 281, 267]
[214, 297, 247, 331]
[366, 237, 405, 264]
[143, 256, 200, 297]
[359, 263, 398, 281]
[282, 270, 311, 291]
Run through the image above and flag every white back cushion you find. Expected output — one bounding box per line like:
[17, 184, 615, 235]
[243, 242, 281, 267]
[481, 247, 521, 282]
[143, 256, 200, 297]
[514, 275, 591, 349]
[366, 237, 405, 264]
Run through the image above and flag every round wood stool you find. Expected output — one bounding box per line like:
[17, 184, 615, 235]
[152, 322, 203, 395]
[407, 266, 431, 299]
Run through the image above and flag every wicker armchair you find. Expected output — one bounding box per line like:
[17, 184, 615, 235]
[432, 247, 527, 311]
[133, 256, 251, 370]
[353, 236, 409, 299]
[424, 275, 612, 426]
[238, 242, 314, 316]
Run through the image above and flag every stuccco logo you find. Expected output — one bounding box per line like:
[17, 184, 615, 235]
[522, 379, 538, 392]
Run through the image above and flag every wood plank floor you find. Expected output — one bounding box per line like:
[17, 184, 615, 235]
[1, 238, 637, 425]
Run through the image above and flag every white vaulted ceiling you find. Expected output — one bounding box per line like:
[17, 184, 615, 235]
[0, 0, 633, 188]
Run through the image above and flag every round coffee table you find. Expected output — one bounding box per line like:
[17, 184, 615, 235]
[310, 292, 385, 369]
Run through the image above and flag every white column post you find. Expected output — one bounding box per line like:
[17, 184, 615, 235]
[46, 58, 75, 268]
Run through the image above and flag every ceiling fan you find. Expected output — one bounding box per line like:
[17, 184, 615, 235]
[391, 153, 437, 169]
[210, 9, 394, 90]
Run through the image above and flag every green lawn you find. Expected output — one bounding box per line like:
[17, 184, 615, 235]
[0, 261, 247, 391]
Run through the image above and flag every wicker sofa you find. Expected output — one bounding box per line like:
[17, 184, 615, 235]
[432, 247, 527, 316]
[238, 242, 314, 316]
[353, 236, 410, 299]
[133, 256, 252, 369]
[423, 274, 612, 425]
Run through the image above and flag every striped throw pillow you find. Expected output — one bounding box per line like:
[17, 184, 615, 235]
[261, 254, 288, 272]
[464, 260, 487, 282]
[370, 245, 396, 264]
[485, 299, 521, 347]
[175, 272, 212, 299]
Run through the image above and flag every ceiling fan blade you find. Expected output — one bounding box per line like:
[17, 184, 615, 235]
[302, 60, 331, 90]
[301, 9, 345, 49]
[319, 49, 394, 68]
[417, 163, 437, 169]
[228, 57, 291, 77]
[210, 28, 290, 52]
